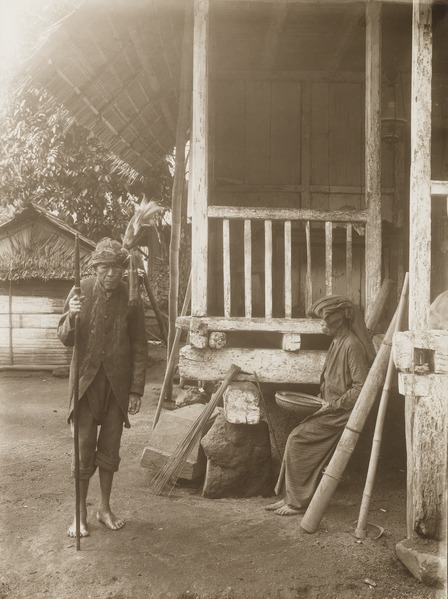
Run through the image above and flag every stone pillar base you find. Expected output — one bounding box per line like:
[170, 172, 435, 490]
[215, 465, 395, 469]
[201, 413, 274, 498]
[396, 538, 447, 588]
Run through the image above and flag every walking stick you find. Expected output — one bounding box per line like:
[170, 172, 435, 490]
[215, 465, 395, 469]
[353, 273, 409, 539]
[72, 234, 81, 550]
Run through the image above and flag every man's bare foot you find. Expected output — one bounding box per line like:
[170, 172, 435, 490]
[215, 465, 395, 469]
[274, 504, 305, 516]
[97, 510, 125, 530]
[67, 519, 89, 538]
[265, 499, 286, 511]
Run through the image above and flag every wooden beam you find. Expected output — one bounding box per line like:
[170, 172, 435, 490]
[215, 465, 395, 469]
[431, 180, 448, 196]
[223, 219, 231, 317]
[284, 220, 292, 318]
[305, 221, 313, 312]
[409, 0, 432, 330]
[325, 221, 333, 295]
[217, 0, 412, 4]
[215, 70, 365, 83]
[208, 206, 367, 223]
[179, 346, 327, 384]
[364, 1, 382, 319]
[176, 316, 323, 334]
[190, 0, 210, 317]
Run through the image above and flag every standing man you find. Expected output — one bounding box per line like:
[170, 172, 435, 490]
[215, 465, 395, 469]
[58, 238, 148, 537]
[266, 295, 375, 516]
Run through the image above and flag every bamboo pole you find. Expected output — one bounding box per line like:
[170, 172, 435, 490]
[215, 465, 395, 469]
[8, 278, 13, 366]
[167, 3, 193, 356]
[354, 273, 409, 538]
[152, 274, 191, 431]
[300, 295, 401, 534]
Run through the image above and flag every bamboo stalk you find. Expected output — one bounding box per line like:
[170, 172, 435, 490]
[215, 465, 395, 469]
[300, 284, 404, 534]
[152, 274, 191, 431]
[354, 273, 409, 538]
[346, 224, 353, 300]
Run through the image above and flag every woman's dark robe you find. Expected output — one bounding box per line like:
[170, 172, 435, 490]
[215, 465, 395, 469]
[275, 330, 369, 507]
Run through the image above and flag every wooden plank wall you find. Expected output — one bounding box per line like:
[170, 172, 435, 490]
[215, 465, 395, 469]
[0, 280, 72, 366]
[210, 76, 397, 314]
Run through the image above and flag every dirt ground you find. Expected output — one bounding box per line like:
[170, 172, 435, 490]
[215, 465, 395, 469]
[0, 348, 444, 599]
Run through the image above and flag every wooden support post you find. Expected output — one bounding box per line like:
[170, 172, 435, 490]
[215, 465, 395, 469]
[409, 0, 432, 330]
[190, 0, 209, 317]
[365, 1, 382, 319]
[167, 3, 193, 355]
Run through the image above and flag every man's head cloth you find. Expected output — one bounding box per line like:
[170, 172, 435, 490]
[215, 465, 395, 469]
[91, 238, 129, 268]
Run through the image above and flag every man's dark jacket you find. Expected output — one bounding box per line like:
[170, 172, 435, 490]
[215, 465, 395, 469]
[58, 276, 147, 428]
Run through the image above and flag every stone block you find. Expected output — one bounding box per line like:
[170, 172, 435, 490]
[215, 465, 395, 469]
[209, 331, 226, 349]
[396, 538, 447, 587]
[282, 333, 301, 352]
[140, 403, 216, 480]
[201, 413, 274, 498]
[190, 330, 208, 349]
[223, 382, 260, 424]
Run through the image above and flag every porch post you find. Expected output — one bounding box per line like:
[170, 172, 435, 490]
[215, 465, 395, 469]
[409, 0, 432, 330]
[364, 1, 382, 318]
[190, 0, 209, 317]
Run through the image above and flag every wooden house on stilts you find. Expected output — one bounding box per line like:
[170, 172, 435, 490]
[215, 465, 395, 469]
[26, 0, 447, 580]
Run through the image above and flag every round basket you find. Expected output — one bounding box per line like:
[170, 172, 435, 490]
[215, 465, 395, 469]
[275, 391, 322, 419]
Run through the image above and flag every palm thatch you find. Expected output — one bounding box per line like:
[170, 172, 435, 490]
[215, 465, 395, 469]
[0, 204, 94, 281]
[26, 0, 185, 178]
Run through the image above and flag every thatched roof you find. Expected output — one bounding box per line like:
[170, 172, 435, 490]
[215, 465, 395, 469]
[27, 0, 185, 177]
[0, 204, 95, 281]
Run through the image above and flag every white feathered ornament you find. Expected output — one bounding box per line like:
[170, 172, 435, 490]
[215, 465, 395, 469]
[122, 199, 165, 306]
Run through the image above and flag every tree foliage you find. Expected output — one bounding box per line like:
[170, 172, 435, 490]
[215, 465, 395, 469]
[0, 83, 172, 241]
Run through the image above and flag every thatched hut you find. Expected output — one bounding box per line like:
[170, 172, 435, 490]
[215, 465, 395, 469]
[0, 203, 95, 368]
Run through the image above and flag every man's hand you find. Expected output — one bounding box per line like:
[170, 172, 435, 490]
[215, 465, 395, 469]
[68, 294, 84, 321]
[128, 393, 142, 415]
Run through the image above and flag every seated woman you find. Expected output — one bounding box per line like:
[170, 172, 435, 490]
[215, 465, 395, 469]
[266, 295, 375, 516]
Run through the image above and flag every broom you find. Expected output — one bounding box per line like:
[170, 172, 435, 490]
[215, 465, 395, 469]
[149, 364, 241, 495]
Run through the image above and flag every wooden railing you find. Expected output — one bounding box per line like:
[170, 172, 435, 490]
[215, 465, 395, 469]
[208, 206, 367, 319]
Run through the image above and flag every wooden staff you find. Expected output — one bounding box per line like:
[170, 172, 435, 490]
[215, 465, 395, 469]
[72, 234, 81, 550]
[152, 273, 191, 431]
[354, 273, 409, 538]
[300, 283, 405, 534]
